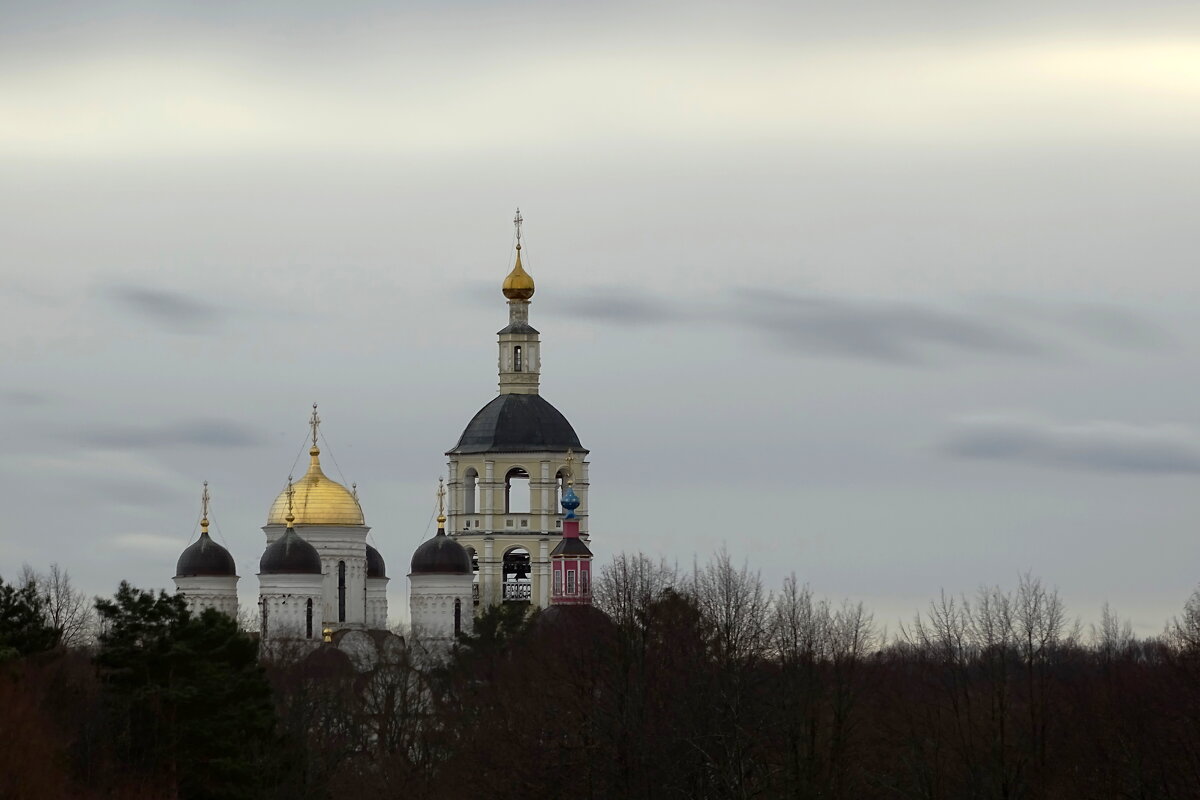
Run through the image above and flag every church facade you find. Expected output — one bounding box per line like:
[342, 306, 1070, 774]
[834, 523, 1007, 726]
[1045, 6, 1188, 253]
[172, 212, 595, 647]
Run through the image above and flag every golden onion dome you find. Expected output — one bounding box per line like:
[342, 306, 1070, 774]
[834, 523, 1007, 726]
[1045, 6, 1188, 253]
[502, 244, 535, 300]
[267, 447, 364, 526]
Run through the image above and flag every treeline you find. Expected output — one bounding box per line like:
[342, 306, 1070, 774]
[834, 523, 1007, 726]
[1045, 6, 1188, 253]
[4, 554, 1200, 798]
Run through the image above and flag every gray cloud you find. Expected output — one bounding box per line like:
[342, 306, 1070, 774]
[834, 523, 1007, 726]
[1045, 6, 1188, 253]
[79, 418, 263, 450]
[554, 289, 683, 326]
[534, 285, 1175, 364]
[2, 390, 52, 407]
[733, 290, 1045, 364]
[106, 286, 226, 333]
[942, 414, 1200, 474]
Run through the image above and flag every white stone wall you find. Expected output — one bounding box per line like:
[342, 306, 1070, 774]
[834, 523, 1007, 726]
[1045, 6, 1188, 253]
[263, 523, 370, 630]
[409, 573, 474, 643]
[258, 572, 324, 643]
[366, 577, 389, 629]
[174, 575, 239, 619]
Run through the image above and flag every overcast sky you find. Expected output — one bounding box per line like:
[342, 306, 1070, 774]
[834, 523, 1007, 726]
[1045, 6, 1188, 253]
[2, 1, 1198, 635]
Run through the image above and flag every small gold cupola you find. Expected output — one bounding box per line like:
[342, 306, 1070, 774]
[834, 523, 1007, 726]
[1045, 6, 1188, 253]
[502, 208, 535, 301]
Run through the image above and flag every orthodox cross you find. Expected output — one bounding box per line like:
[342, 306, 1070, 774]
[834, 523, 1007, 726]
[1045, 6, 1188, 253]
[514, 207, 523, 246]
[201, 480, 210, 531]
[565, 448, 575, 486]
[309, 403, 321, 449]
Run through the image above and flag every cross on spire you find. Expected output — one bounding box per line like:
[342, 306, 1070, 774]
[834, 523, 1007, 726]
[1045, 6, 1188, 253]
[200, 480, 210, 531]
[309, 403, 321, 450]
[565, 448, 575, 486]
[514, 207, 523, 247]
[437, 476, 446, 516]
[285, 474, 296, 525]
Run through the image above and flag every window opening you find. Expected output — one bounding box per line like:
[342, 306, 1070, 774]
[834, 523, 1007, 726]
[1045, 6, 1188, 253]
[567, 570, 576, 594]
[514, 346, 523, 372]
[306, 599, 313, 639]
[454, 598, 462, 636]
[504, 467, 530, 513]
[463, 469, 478, 514]
[337, 561, 347, 623]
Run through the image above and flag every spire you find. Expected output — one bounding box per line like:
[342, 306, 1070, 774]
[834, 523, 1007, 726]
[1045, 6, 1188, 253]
[498, 209, 541, 394]
[436, 477, 447, 536]
[309, 403, 321, 455]
[200, 480, 211, 535]
[502, 208, 535, 301]
[562, 448, 580, 521]
[285, 475, 296, 529]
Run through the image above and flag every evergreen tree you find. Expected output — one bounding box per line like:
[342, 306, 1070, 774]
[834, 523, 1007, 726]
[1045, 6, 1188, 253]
[95, 582, 286, 800]
[0, 574, 60, 661]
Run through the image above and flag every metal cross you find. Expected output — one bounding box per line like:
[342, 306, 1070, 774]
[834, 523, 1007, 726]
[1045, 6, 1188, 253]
[286, 474, 295, 515]
[565, 448, 574, 486]
[513, 207, 523, 245]
[309, 403, 321, 449]
[436, 476, 446, 515]
[201, 480, 210, 525]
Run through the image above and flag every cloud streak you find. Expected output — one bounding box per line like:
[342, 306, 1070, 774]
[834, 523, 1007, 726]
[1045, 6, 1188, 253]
[106, 286, 226, 333]
[941, 414, 1200, 474]
[79, 418, 263, 450]
[535, 284, 1175, 365]
[733, 290, 1045, 364]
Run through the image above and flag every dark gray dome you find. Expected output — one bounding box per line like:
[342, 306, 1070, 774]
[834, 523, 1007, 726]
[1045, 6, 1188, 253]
[449, 393, 584, 454]
[176, 533, 236, 578]
[410, 533, 472, 575]
[259, 528, 323, 575]
[366, 544, 386, 579]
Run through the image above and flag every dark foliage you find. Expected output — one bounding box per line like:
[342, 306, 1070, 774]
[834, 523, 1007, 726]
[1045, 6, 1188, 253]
[0, 574, 61, 660]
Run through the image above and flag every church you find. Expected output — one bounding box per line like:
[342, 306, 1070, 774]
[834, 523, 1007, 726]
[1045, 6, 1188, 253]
[171, 212, 595, 647]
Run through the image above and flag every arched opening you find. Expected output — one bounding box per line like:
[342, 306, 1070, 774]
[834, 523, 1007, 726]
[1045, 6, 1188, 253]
[463, 468, 478, 515]
[502, 546, 531, 602]
[454, 598, 462, 636]
[514, 345, 523, 372]
[337, 561, 347, 623]
[261, 599, 268, 640]
[504, 467, 530, 513]
[555, 469, 569, 512]
[306, 598, 313, 639]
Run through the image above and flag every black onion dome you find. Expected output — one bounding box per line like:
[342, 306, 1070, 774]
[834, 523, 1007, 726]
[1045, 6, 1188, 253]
[410, 534, 472, 575]
[365, 544, 387, 579]
[176, 533, 236, 578]
[259, 528, 323, 575]
[449, 394, 585, 454]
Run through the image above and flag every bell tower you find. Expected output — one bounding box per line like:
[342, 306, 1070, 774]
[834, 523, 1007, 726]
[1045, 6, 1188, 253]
[442, 211, 590, 612]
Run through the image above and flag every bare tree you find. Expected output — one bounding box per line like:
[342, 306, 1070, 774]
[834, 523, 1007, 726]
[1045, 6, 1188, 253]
[18, 563, 95, 648]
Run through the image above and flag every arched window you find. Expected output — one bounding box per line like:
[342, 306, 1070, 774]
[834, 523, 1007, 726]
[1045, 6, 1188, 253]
[504, 467, 530, 513]
[306, 599, 313, 639]
[454, 598, 462, 637]
[555, 469, 569, 511]
[463, 468, 478, 515]
[337, 561, 347, 623]
[261, 599, 268, 640]
[514, 346, 523, 372]
[554, 568, 562, 596]
[580, 569, 589, 596]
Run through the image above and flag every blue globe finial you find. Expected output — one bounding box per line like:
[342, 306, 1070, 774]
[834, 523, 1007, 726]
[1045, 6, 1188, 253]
[561, 485, 580, 519]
